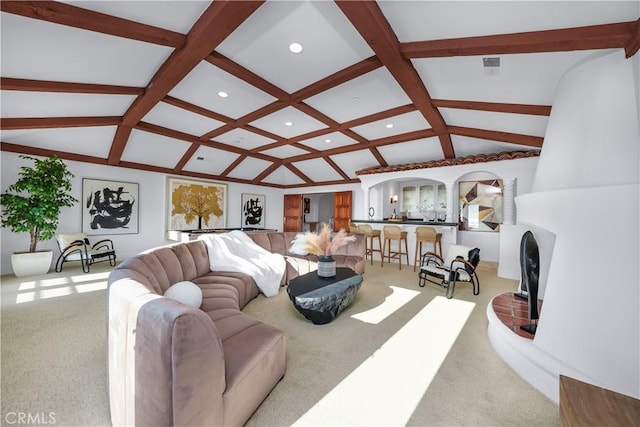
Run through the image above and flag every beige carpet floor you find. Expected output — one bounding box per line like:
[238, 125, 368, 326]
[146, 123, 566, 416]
[0, 260, 559, 426]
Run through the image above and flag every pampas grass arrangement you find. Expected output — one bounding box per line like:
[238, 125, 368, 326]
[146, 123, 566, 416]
[289, 222, 356, 256]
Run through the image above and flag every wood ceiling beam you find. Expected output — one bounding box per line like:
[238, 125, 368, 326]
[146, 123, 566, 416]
[0, 1, 185, 48]
[107, 125, 132, 165]
[335, 1, 454, 158]
[163, 95, 232, 124]
[291, 56, 383, 101]
[368, 147, 388, 168]
[220, 154, 248, 177]
[449, 126, 544, 148]
[110, 1, 264, 165]
[1, 116, 120, 130]
[433, 99, 552, 116]
[283, 128, 437, 164]
[284, 163, 313, 185]
[401, 20, 639, 58]
[251, 162, 282, 185]
[1, 141, 108, 164]
[172, 144, 200, 173]
[135, 121, 280, 163]
[323, 156, 351, 181]
[0, 141, 287, 188]
[206, 52, 289, 100]
[625, 19, 640, 58]
[0, 77, 144, 95]
[341, 104, 417, 129]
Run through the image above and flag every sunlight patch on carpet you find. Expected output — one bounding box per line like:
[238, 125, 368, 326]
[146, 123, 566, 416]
[351, 286, 419, 324]
[293, 296, 476, 426]
[12, 272, 110, 303]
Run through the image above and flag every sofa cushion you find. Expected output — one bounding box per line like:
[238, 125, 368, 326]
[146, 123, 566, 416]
[164, 281, 202, 308]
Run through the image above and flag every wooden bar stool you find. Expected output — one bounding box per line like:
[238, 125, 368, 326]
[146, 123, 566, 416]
[358, 224, 382, 265]
[413, 226, 443, 272]
[382, 225, 409, 270]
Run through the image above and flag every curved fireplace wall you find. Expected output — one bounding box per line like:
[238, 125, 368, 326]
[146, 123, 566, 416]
[491, 49, 640, 403]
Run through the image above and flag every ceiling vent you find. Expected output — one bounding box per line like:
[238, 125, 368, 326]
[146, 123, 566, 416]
[482, 57, 501, 77]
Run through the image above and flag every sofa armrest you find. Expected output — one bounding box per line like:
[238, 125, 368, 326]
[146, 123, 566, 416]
[108, 278, 226, 426]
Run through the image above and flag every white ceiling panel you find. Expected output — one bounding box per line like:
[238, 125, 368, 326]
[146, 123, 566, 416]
[250, 106, 327, 139]
[259, 145, 310, 159]
[377, 137, 445, 165]
[143, 102, 224, 137]
[182, 146, 240, 176]
[330, 150, 381, 179]
[217, 1, 373, 93]
[412, 51, 604, 105]
[1, 91, 135, 118]
[292, 158, 344, 182]
[452, 135, 540, 158]
[213, 128, 275, 150]
[0, 127, 116, 158]
[122, 129, 190, 168]
[169, 61, 277, 120]
[67, 1, 209, 33]
[226, 157, 272, 180]
[1, 1, 633, 188]
[381, 1, 640, 42]
[0, 13, 171, 86]
[305, 68, 412, 123]
[262, 165, 306, 186]
[350, 110, 431, 140]
[298, 131, 360, 151]
[440, 108, 548, 137]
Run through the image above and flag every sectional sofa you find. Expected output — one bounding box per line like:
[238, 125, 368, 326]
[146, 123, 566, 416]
[107, 231, 364, 426]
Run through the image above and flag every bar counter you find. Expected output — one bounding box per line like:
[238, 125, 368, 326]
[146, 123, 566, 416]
[351, 219, 458, 267]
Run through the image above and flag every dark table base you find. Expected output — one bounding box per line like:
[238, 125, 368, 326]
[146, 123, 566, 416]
[287, 268, 363, 325]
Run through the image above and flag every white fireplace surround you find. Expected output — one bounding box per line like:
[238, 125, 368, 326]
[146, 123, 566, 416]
[490, 49, 640, 403]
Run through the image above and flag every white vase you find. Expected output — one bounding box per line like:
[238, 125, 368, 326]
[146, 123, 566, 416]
[11, 251, 53, 277]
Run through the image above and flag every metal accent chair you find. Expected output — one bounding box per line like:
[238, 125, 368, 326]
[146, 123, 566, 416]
[418, 244, 480, 298]
[55, 233, 117, 273]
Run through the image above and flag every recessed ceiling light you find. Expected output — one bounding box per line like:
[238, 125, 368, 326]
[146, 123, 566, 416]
[325, 139, 332, 143]
[289, 42, 303, 54]
[385, 123, 394, 129]
[217, 91, 228, 98]
[285, 121, 293, 126]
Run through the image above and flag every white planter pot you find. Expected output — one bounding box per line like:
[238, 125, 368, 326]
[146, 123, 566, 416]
[11, 251, 53, 277]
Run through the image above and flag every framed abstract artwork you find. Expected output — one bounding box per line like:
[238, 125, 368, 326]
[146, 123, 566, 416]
[167, 177, 227, 231]
[458, 179, 503, 232]
[82, 178, 139, 234]
[241, 193, 265, 228]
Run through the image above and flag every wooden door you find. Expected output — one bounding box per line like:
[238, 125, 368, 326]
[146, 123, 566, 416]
[333, 191, 352, 231]
[283, 194, 303, 232]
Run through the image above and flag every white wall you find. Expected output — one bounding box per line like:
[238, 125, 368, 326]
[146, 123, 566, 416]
[0, 152, 284, 274]
[492, 49, 640, 401]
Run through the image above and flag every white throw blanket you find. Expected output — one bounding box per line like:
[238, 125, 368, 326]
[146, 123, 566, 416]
[198, 231, 285, 298]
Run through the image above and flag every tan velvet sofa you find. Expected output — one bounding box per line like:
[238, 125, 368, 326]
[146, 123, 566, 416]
[107, 231, 364, 426]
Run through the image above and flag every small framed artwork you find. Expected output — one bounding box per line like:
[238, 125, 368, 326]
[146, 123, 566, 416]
[241, 193, 265, 228]
[82, 178, 139, 234]
[167, 177, 227, 231]
[458, 179, 503, 232]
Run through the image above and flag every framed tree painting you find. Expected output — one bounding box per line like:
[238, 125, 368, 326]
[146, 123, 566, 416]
[82, 178, 139, 234]
[458, 179, 503, 232]
[167, 177, 227, 231]
[241, 193, 265, 228]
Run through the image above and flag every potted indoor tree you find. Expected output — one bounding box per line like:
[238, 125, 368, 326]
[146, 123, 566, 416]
[1, 155, 77, 277]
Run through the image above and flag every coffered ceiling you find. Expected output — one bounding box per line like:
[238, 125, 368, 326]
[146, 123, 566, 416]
[1, 1, 638, 188]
